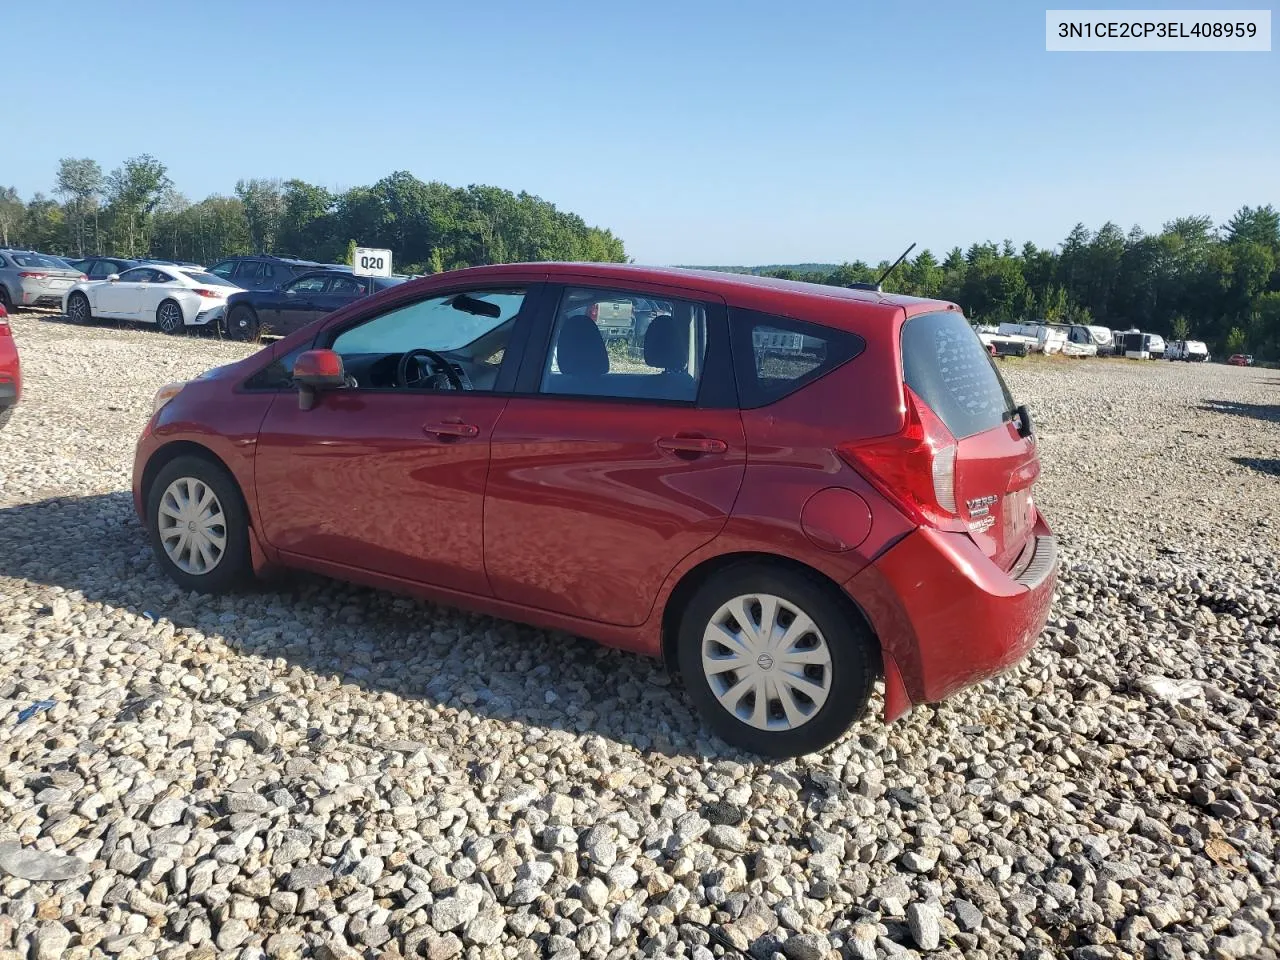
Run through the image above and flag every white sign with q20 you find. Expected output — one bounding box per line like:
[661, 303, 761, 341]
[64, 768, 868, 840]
[352, 247, 393, 278]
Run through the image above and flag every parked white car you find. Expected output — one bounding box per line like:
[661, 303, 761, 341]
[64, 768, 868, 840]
[63, 265, 242, 334]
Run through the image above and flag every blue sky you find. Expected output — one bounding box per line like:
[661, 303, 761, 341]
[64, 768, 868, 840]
[9, 0, 1277, 264]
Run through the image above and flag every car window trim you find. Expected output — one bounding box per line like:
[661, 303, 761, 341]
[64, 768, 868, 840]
[513, 281, 733, 409]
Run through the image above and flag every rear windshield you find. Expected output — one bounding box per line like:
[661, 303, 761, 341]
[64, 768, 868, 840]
[902, 311, 1015, 439]
[12, 253, 69, 268]
[181, 270, 234, 286]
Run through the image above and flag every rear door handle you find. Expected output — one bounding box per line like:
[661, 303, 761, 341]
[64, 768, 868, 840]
[424, 421, 480, 439]
[657, 436, 727, 455]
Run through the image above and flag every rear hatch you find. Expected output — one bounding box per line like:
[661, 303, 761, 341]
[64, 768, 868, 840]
[901, 311, 1039, 570]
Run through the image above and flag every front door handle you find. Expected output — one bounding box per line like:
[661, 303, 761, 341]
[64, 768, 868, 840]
[657, 436, 727, 455]
[424, 421, 480, 439]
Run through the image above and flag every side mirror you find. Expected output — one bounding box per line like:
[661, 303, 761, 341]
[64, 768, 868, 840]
[293, 349, 346, 410]
[107, 273, 120, 282]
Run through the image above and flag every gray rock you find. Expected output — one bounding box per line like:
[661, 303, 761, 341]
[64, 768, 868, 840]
[782, 932, 830, 960]
[284, 865, 333, 890]
[0, 842, 89, 882]
[907, 902, 942, 951]
[705, 824, 748, 852]
[33, 922, 72, 960]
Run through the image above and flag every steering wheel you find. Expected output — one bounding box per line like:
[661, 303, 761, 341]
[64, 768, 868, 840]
[396, 348, 464, 390]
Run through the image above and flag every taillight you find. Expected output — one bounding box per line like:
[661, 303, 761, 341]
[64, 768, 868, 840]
[79, 274, 88, 281]
[18, 271, 47, 280]
[193, 288, 218, 298]
[837, 387, 963, 531]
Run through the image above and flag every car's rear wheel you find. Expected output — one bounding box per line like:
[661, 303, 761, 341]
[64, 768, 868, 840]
[226, 305, 259, 342]
[67, 291, 92, 324]
[146, 455, 251, 594]
[157, 299, 184, 335]
[0, 286, 13, 313]
[677, 563, 878, 757]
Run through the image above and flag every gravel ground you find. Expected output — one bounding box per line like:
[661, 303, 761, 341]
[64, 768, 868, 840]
[1, 313, 1279, 960]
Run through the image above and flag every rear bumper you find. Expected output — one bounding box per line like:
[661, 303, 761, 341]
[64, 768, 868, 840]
[846, 513, 1057, 720]
[193, 305, 226, 326]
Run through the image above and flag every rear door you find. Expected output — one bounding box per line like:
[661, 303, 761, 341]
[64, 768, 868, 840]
[484, 282, 744, 627]
[901, 311, 1038, 571]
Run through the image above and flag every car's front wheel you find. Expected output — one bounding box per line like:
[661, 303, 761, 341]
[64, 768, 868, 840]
[146, 455, 251, 593]
[67, 291, 92, 324]
[157, 299, 185, 335]
[677, 562, 878, 757]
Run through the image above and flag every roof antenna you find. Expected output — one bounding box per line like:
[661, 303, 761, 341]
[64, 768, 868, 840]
[848, 242, 916, 292]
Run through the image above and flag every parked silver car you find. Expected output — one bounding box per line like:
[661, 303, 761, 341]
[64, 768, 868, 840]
[0, 250, 86, 311]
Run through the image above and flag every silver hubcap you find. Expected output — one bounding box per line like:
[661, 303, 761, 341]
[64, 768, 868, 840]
[160, 303, 181, 330]
[157, 477, 226, 575]
[70, 296, 86, 320]
[702, 593, 833, 731]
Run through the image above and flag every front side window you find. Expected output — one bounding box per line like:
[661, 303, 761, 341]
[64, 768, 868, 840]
[116, 268, 155, 283]
[540, 287, 706, 402]
[730, 309, 864, 409]
[328, 288, 525, 392]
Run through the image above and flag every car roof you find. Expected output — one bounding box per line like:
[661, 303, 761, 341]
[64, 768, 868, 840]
[429, 262, 958, 321]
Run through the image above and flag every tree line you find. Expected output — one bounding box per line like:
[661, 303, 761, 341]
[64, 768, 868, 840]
[3, 158, 1276, 358]
[1, 156, 628, 276]
[750, 207, 1280, 360]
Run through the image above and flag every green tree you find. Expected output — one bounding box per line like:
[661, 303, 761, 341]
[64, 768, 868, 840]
[1225, 204, 1280, 253]
[54, 158, 104, 256]
[235, 178, 285, 253]
[0, 187, 23, 247]
[1226, 327, 1247, 352]
[104, 155, 172, 256]
[1171, 315, 1190, 340]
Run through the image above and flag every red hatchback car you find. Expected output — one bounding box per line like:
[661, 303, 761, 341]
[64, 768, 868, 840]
[133, 264, 1056, 756]
[0, 304, 21, 429]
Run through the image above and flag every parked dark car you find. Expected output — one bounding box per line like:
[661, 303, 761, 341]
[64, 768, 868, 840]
[223, 269, 405, 340]
[67, 257, 143, 280]
[133, 262, 1056, 756]
[206, 255, 323, 293]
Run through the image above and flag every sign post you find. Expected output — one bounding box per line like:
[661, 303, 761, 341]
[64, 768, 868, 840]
[352, 247, 393, 293]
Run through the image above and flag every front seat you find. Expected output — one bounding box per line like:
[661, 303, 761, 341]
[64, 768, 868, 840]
[643, 313, 696, 400]
[550, 314, 608, 393]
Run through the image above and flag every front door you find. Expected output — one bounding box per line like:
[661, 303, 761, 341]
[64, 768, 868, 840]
[265, 274, 328, 336]
[485, 283, 745, 627]
[95, 267, 152, 317]
[253, 282, 541, 595]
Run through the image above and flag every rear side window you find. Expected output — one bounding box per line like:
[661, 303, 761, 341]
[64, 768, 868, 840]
[729, 309, 864, 409]
[902, 311, 1015, 439]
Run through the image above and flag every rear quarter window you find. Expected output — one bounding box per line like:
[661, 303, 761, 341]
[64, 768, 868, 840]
[902, 311, 1015, 439]
[729, 308, 864, 409]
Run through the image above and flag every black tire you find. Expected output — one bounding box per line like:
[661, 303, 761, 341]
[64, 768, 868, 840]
[676, 562, 878, 757]
[145, 455, 252, 594]
[0, 286, 14, 313]
[67, 291, 92, 324]
[157, 299, 185, 335]
[226, 305, 260, 342]
[0, 406, 12, 431]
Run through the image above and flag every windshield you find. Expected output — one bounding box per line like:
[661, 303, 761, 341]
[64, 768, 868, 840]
[332, 289, 525, 356]
[12, 253, 71, 269]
